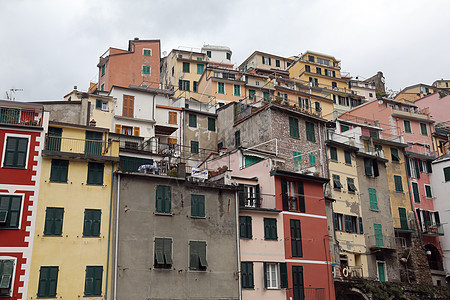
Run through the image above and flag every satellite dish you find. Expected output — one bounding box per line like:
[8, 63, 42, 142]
[378, 100, 383, 105]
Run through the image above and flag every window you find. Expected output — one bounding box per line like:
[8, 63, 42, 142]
[369, 93, 373, 97]
[226, 52, 231, 60]
[369, 130, 378, 138]
[142, 65, 151, 74]
[398, 207, 408, 230]
[364, 158, 379, 177]
[121, 126, 132, 136]
[290, 219, 302, 257]
[241, 262, 254, 289]
[189, 141, 199, 154]
[84, 266, 103, 296]
[182, 62, 190, 73]
[368, 187, 378, 211]
[233, 84, 241, 96]
[3, 136, 28, 168]
[316, 67, 322, 75]
[374, 223, 383, 247]
[206, 50, 211, 58]
[47, 127, 62, 151]
[344, 151, 352, 165]
[203, 118, 215, 133]
[235, 130, 241, 147]
[264, 263, 281, 289]
[281, 179, 305, 213]
[305, 65, 311, 72]
[264, 218, 277, 240]
[394, 175, 403, 192]
[248, 89, 256, 100]
[411, 182, 420, 203]
[100, 83, 104, 91]
[168, 112, 177, 124]
[425, 185, 432, 198]
[333, 213, 344, 231]
[0, 195, 21, 229]
[95, 99, 108, 111]
[49, 159, 68, 183]
[317, 57, 330, 66]
[44, 207, 64, 236]
[298, 97, 309, 110]
[308, 55, 314, 62]
[309, 154, 316, 165]
[178, 80, 190, 91]
[314, 101, 321, 113]
[191, 194, 205, 218]
[83, 209, 101, 237]
[188, 113, 197, 128]
[391, 148, 400, 162]
[101, 64, 105, 76]
[193, 81, 198, 92]
[333, 174, 343, 190]
[143, 49, 152, 56]
[87, 162, 104, 185]
[37, 266, 59, 298]
[344, 215, 358, 233]
[154, 238, 172, 268]
[293, 151, 302, 170]
[341, 124, 350, 132]
[122, 95, 134, 117]
[444, 167, 450, 182]
[263, 92, 270, 100]
[189, 241, 207, 271]
[239, 216, 252, 239]
[404, 120, 412, 133]
[420, 123, 428, 136]
[262, 56, 271, 65]
[330, 147, 338, 161]
[347, 178, 357, 193]
[289, 117, 299, 138]
[155, 185, 171, 214]
[197, 64, 204, 74]
[407, 158, 420, 179]
[0, 260, 13, 295]
[306, 121, 315, 142]
[217, 82, 225, 94]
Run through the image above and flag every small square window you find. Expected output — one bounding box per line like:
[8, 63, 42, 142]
[50, 159, 69, 183]
[3, 136, 28, 169]
[143, 49, 152, 56]
[142, 65, 151, 74]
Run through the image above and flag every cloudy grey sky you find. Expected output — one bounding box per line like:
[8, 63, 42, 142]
[1, 0, 449, 101]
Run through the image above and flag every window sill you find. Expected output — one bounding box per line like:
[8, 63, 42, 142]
[155, 212, 173, 216]
[43, 234, 63, 237]
[2, 166, 26, 170]
[370, 209, 379, 212]
[330, 159, 338, 162]
[345, 163, 352, 166]
[82, 235, 101, 238]
[49, 181, 68, 184]
[395, 191, 404, 193]
[86, 183, 103, 186]
[153, 266, 173, 271]
[348, 191, 356, 194]
[242, 287, 255, 290]
[264, 238, 278, 241]
[265, 287, 281, 290]
[191, 216, 206, 219]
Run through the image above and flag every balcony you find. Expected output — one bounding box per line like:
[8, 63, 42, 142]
[422, 222, 444, 236]
[334, 265, 363, 280]
[0, 107, 43, 127]
[404, 144, 436, 158]
[393, 218, 416, 232]
[286, 287, 326, 300]
[367, 235, 397, 250]
[238, 191, 277, 211]
[391, 106, 429, 120]
[43, 135, 119, 160]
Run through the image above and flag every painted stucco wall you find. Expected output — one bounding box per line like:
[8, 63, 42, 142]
[415, 93, 450, 123]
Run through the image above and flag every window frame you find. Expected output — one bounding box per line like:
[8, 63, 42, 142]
[344, 150, 351, 165]
[155, 185, 171, 214]
[87, 162, 104, 186]
[424, 184, 432, 198]
[2, 135, 29, 169]
[50, 159, 69, 183]
[43, 207, 64, 236]
[332, 174, 343, 190]
[83, 209, 101, 237]
[143, 48, 152, 56]
[411, 182, 420, 203]
[394, 175, 403, 192]
[368, 187, 378, 211]
[190, 141, 199, 154]
[0, 259, 14, 295]
[37, 266, 59, 298]
[264, 262, 279, 289]
[263, 218, 277, 240]
[290, 219, 302, 257]
[241, 262, 254, 289]
[189, 241, 207, 271]
[207, 117, 215, 131]
[182, 62, 190, 73]
[84, 266, 103, 296]
[289, 117, 299, 138]
[188, 113, 197, 128]
[404, 120, 412, 133]
[239, 216, 252, 239]
[347, 177, 357, 193]
[154, 237, 173, 269]
[305, 121, 315, 142]
[196, 63, 204, 74]
[0, 195, 22, 229]
[444, 167, 450, 182]
[191, 194, 205, 218]
[420, 123, 428, 136]
[142, 65, 151, 74]
[391, 148, 400, 163]
[217, 82, 225, 94]
[233, 84, 241, 96]
[168, 111, 177, 125]
[330, 147, 338, 161]
[235, 130, 241, 147]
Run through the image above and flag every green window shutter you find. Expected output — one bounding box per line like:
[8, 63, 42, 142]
[188, 114, 197, 127]
[374, 223, 383, 247]
[155, 238, 173, 267]
[305, 121, 315, 142]
[391, 148, 400, 162]
[309, 154, 316, 165]
[293, 151, 302, 170]
[193, 81, 198, 92]
[420, 123, 428, 136]
[444, 167, 450, 181]
[263, 92, 270, 100]
[369, 188, 378, 211]
[183, 62, 190, 73]
[189, 241, 207, 270]
[425, 185, 432, 198]
[412, 182, 420, 203]
[264, 218, 277, 240]
[197, 64, 204, 74]
[101, 64, 105, 76]
[83, 209, 101, 237]
[330, 147, 337, 161]
[241, 262, 254, 288]
[290, 219, 302, 257]
[239, 216, 252, 239]
[358, 217, 364, 234]
[394, 175, 403, 192]
[50, 159, 69, 183]
[344, 151, 351, 164]
[234, 84, 241, 96]
[364, 158, 373, 176]
[96, 99, 102, 109]
[0, 260, 13, 289]
[38, 266, 59, 297]
[218, 82, 225, 94]
[4, 137, 28, 168]
[235, 130, 241, 147]
[142, 66, 151, 74]
[280, 262, 288, 288]
[263, 262, 268, 288]
[44, 207, 64, 236]
[87, 162, 104, 185]
[191, 194, 205, 217]
[398, 207, 408, 229]
[84, 266, 102, 296]
[208, 118, 215, 131]
[143, 49, 151, 56]
[0, 195, 22, 229]
[404, 120, 411, 133]
[155, 185, 171, 213]
[341, 124, 349, 132]
[190, 141, 199, 154]
[289, 117, 299, 138]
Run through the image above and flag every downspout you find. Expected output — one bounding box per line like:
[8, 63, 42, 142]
[113, 173, 121, 300]
[235, 191, 242, 300]
[152, 94, 156, 121]
[105, 163, 115, 299]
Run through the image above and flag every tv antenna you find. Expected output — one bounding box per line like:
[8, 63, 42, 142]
[5, 88, 23, 101]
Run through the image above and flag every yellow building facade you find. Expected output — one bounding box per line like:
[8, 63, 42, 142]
[28, 123, 119, 299]
[197, 67, 245, 104]
[394, 84, 441, 103]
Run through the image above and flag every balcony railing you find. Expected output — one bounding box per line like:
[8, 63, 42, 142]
[334, 265, 363, 279]
[0, 107, 43, 127]
[238, 192, 276, 210]
[367, 235, 397, 249]
[44, 135, 116, 157]
[422, 222, 444, 236]
[405, 144, 436, 158]
[393, 218, 416, 232]
[286, 287, 326, 300]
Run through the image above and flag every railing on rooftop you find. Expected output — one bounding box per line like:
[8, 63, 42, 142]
[0, 107, 43, 127]
[44, 136, 116, 157]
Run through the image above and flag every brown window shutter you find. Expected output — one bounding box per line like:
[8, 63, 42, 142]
[169, 112, 177, 124]
[129, 96, 134, 117]
[115, 124, 121, 133]
[122, 95, 128, 117]
[134, 126, 140, 136]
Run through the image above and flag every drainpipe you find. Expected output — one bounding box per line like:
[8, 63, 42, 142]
[105, 163, 115, 299]
[235, 191, 242, 300]
[113, 173, 121, 300]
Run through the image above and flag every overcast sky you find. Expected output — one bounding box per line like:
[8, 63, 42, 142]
[1, 0, 449, 101]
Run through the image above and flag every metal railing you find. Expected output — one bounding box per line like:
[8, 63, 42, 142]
[44, 136, 115, 157]
[334, 265, 363, 279]
[0, 107, 43, 127]
[367, 235, 397, 249]
[238, 192, 276, 210]
[393, 218, 416, 232]
[286, 287, 326, 300]
[422, 222, 444, 236]
[405, 144, 436, 158]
